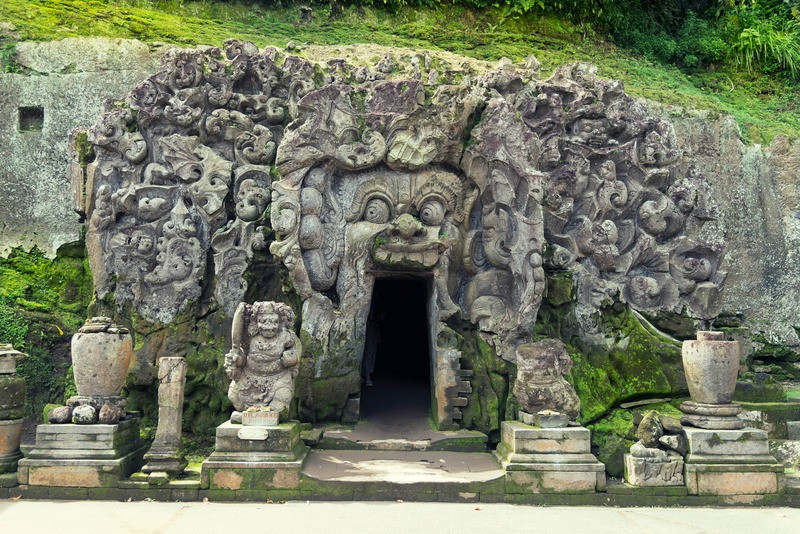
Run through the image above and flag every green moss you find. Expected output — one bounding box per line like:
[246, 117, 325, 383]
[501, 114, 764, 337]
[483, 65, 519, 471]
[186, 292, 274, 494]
[588, 402, 681, 478]
[0, 1, 797, 143]
[0, 242, 91, 419]
[453, 328, 509, 443]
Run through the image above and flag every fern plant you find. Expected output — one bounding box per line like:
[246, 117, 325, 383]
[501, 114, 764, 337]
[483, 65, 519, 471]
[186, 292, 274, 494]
[731, 18, 800, 78]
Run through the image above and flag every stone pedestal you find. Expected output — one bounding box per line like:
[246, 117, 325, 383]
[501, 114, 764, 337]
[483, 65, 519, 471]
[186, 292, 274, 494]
[0, 344, 26, 476]
[17, 417, 146, 487]
[682, 427, 785, 496]
[201, 421, 308, 491]
[495, 421, 606, 494]
[142, 357, 187, 476]
[624, 454, 684, 487]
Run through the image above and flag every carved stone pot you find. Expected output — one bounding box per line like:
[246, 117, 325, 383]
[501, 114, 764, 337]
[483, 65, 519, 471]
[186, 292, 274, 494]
[242, 410, 279, 427]
[71, 317, 133, 398]
[682, 331, 739, 404]
[681, 331, 744, 430]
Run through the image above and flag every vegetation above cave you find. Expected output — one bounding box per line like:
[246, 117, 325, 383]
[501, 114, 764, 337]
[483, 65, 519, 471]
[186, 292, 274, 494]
[0, 0, 798, 144]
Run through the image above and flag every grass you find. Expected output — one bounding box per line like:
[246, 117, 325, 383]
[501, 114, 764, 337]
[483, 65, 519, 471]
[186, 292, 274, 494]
[0, 0, 798, 143]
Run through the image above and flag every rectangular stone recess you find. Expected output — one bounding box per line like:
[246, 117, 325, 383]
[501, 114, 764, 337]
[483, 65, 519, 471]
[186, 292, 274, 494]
[682, 427, 785, 496]
[17, 418, 146, 488]
[201, 421, 308, 491]
[495, 421, 606, 494]
[18, 106, 44, 132]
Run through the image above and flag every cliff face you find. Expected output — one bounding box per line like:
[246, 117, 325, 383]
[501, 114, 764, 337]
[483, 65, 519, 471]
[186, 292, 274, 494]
[658, 109, 800, 347]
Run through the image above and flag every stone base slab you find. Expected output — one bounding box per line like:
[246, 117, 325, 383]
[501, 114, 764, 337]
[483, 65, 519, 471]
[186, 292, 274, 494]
[500, 421, 590, 455]
[17, 444, 147, 488]
[212, 421, 301, 454]
[684, 462, 785, 496]
[624, 454, 684, 487]
[683, 427, 770, 456]
[25, 418, 141, 460]
[497, 421, 605, 493]
[201, 454, 308, 491]
[142, 447, 188, 475]
[500, 460, 606, 494]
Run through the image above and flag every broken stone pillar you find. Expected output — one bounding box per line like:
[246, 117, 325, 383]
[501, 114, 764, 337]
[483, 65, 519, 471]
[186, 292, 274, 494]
[142, 357, 187, 477]
[679, 332, 784, 497]
[0, 344, 26, 479]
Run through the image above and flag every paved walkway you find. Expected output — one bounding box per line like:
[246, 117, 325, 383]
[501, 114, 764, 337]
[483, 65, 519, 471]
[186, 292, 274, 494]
[1, 500, 799, 534]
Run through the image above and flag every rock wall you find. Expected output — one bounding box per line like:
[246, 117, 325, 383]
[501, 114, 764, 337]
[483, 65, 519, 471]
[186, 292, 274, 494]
[0, 38, 797, 448]
[0, 38, 166, 256]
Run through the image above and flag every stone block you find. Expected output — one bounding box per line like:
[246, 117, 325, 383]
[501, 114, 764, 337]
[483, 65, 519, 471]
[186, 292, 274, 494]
[683, 427, 770, 456]
[500, 421, 590, 455]
[505, 467, 604, 494]
[684, 463, 785, 496]
[25, 418, 142, 461]
[19, 445, 146, 488]
[623, 454, 684, 487]
[212, 421, 301, 455]
[787, 421, 800, 440]
[496, 421, 605, 494]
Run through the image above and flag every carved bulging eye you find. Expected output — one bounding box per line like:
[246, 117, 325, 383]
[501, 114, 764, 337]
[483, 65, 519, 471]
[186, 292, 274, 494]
[419, 199, 445, 226]
[363, 198, 390, 224]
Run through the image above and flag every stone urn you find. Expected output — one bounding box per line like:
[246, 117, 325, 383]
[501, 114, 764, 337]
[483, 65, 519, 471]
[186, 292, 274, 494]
[0, 344, 26, 474]
[682, 331, 739, 404]
[70, 317, 133, 402]
[680, 331, 743, 429]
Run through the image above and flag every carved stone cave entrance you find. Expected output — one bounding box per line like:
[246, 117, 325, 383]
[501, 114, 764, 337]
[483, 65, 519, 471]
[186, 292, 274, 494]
[358, 275, 434, 426]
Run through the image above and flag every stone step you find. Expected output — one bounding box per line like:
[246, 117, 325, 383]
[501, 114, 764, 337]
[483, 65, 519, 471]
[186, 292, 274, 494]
[301, 449, 505, 490]
[319, 428, 488, 452]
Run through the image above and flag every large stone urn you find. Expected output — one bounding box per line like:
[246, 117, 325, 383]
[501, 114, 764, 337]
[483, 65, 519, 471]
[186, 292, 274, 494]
[70, 317, 132, 409]
[680, 331, 743, 429]
[0, 344, 26, 474]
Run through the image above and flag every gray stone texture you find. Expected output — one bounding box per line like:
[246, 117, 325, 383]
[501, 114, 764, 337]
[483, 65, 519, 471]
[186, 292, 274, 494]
[142, 356, 187, 474]
[0, 38, 167, 256]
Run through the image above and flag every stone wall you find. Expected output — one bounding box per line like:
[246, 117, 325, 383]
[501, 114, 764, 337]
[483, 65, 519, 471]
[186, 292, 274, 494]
[0, 38, 166, 256]
[1, 38, 796, 348]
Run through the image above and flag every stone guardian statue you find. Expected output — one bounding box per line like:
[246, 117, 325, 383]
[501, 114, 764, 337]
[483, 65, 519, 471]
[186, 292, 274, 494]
[224, 301, 301, 421]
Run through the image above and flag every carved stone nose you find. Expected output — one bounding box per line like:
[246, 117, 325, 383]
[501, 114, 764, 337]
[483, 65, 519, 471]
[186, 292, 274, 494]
[390, 213, 425, 239]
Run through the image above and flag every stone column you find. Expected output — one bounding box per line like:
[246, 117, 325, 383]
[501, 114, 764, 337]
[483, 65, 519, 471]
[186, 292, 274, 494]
[0, 344, 26, 481]
[142, 357, 187, 477]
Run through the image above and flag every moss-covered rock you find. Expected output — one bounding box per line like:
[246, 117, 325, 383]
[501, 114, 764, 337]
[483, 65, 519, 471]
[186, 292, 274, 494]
[734, 374, 787, 403]
[588, 402, 682, 478]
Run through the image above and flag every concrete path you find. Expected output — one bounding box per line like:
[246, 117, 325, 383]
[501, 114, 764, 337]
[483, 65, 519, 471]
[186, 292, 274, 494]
[1, 500, 799, 534]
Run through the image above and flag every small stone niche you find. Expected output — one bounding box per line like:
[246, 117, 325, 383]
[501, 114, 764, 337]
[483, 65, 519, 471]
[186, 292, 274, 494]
[18, 106, 44, 132]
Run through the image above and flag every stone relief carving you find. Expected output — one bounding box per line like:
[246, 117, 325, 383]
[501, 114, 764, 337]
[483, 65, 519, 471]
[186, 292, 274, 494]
[83, 40, 726, 422]
[224, 301, 301, 417]
[513, 339, 581, 420]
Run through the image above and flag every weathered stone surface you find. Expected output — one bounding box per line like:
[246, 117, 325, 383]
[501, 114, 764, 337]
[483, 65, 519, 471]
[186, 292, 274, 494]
[98, 404, 123, 425]
[683, 331, 739, 404]
[70, 317, 133, 398]
[514, 340, 580, 420]
[0, 38, 167, 256]
[683, 427, 770, 457]
[658, 434, 688, 455]
[71, 404, 97, 425]
[47, 405, 72, 424]
[636, 411, 664, 448]
[789, 421, 800, 440]
[224, 301, 301, 417]
[624, 453, 684, 487]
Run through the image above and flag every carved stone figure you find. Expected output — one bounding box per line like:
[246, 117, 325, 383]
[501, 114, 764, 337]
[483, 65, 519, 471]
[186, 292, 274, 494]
[224, 301, 301, 419]
[624, 410, 686, 487]
[513, 339, 580, 420]
[81, 40, 727, 426]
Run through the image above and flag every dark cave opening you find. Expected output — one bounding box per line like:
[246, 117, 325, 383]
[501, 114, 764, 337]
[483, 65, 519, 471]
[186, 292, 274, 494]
[360, 277, 432, 420]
